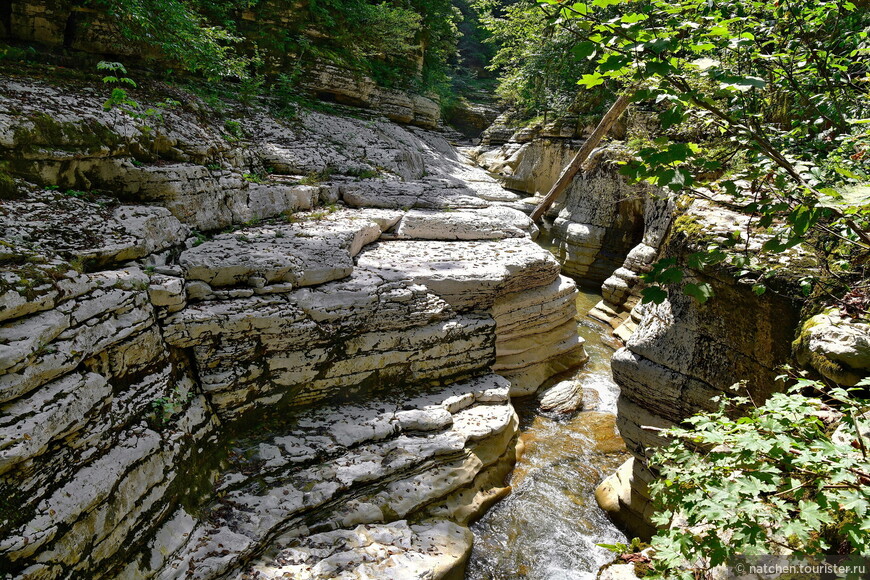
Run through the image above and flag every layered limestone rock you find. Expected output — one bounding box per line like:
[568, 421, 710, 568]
[590, 193, 675, 340]
[476, 138, 579, 196]
[0, 77, 441, 232]
[248, 520, 473, 580]
[595, 200, 806, 538]
[0, 189, 189, 269]
[543, 148, 664, 284]
[358, 239, 588, 395]
[302, 64, 440, 129]
[120, 374, 517, 580]
[0, 266, 216, 578]
[474, 138, 671, 287]
[444, 101, 501, 140]
[2, 72, 589, 578]
[794, 309, 870, 387]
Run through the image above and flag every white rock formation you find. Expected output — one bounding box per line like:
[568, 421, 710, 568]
[248, 520, 473, 580]
[0, 74, 590, 579]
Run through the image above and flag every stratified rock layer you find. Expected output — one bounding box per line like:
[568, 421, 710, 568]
[120, 374, 517, 580]
[474, 140, 671, 286]
[596, 201, 805, 539]
[248, 520, 473, 580]
[0, 74, 587, 579]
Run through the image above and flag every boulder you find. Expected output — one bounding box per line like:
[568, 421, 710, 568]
[794, 310, 870, 386]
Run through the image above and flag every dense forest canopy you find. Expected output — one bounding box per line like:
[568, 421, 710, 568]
[83, 0, 474, 95]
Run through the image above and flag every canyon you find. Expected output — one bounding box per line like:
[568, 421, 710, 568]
[2, 5, 870, 576]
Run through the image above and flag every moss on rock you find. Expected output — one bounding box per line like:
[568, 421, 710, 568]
[0, 169, 20, 200]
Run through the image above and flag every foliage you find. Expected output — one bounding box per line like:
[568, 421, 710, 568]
[540, 0, 870, 306]
[223, 119, 244, 141]
[638, 256, 716, 305]
[150, 386, 194, 426]
[99, 61, 140, 114]
[300, 0, 461, 90]
[99, 61, 180, 150]
[475, 0, 605, 117]
[92, 0, 252, 79]
[86, 1, 471, 103]
[648, 378, 870, 578]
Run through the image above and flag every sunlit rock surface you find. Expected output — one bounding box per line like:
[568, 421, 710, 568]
[248, 520, 473, 580]
[794, 309, 870, 387]
[0, 73, 588, 578]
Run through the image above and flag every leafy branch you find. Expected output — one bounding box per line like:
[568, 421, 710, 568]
[535, 0, 870, 303]
[646, 377, 870, 577]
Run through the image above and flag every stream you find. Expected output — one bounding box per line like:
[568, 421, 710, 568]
[465, 289, 629, 579]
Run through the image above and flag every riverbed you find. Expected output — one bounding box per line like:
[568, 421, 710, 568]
[466, 289, 629, 579]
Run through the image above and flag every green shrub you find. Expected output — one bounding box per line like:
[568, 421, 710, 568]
[648, 377, 870, 578]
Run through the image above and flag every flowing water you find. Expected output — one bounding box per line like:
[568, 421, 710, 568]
[465, 289, 629, 580]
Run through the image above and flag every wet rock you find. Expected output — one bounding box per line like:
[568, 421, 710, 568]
[538, 379, 584, 414]
[595, 457, 657, 541]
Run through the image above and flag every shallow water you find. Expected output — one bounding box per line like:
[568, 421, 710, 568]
[465, 289, 628, 580]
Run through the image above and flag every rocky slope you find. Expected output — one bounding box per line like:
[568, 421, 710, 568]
[0, 74, 588, 578]
[1, 1, 443, 129]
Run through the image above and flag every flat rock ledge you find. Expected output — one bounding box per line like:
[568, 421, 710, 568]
[247, 520, 473, 580]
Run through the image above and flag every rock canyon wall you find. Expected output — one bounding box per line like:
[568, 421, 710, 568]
[474, 127, 868, 543]
[0, 75, 586, 578]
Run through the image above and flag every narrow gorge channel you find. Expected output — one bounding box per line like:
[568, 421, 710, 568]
[467, 289, 629, 580]
[3, 3, 869, 577]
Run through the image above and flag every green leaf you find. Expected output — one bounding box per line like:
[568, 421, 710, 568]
[789, 205, 820, 237]
[684, 282, 714, 303]
[799, 500, 834, 529]
[661, 107, 684, 129]
[620, 12, 648, 24]
[577, 73, 605, 88]
[834, 166, 861, 180]
[641, 286, 669, 304]
[658, 267, 685, 285]
[572, 41, 597, 60]
[644, 60, 673, 76]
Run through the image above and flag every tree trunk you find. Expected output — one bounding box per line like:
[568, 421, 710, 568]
[529, 89, 635, 223]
